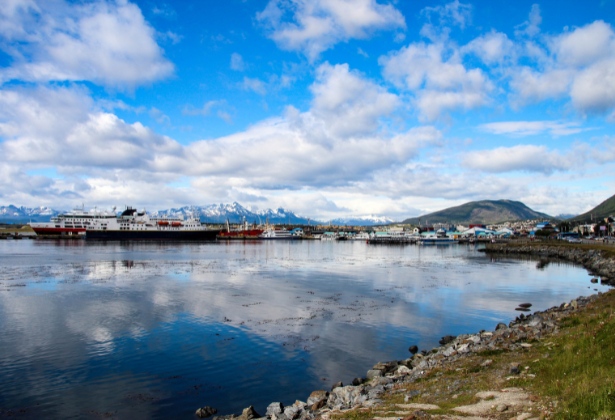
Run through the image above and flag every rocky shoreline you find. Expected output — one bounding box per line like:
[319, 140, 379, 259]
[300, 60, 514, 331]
[197, 243, 614, 420]
[483, 241, 615, 285]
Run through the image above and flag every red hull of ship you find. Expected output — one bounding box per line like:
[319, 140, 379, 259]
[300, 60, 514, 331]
[31, 227, 86, 236]
[217, 229, 264, 239]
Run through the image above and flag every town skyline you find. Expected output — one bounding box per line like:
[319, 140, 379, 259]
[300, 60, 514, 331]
[1, 0, 614, 220]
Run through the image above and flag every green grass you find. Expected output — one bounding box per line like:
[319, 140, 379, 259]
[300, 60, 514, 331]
[528, 295, 615, 418]
[331, 290, 615, 419]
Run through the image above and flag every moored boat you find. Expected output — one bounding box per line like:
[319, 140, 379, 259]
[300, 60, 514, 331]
[217, 220, 264, 239]
[86, 207, 220, 241]
[28, 206, 117, 237]
[419, 228, 457, 245]
[258, 227, 302, 240]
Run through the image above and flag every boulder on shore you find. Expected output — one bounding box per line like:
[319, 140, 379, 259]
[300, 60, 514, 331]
[195, 406, 217, 418]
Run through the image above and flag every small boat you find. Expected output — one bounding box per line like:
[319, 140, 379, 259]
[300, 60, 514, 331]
[258, 228, 301, 240]
[419, 228, 457, 245]
[349, 232, 371, 241]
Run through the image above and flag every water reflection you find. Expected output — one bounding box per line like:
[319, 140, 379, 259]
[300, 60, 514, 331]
[0, 240, 609, 418]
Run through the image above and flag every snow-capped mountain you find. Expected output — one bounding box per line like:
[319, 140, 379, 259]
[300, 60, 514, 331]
[0, 202, 393, 226]
[330, 215, 395, 226]
[153, 202, 314, 225]
[0, 205, 59, 223]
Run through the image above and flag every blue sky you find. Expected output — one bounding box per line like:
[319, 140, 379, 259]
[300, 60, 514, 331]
[1, 0, 614, 220]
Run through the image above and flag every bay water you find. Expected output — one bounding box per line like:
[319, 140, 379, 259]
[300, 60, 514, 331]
[0, 239, 608, 418]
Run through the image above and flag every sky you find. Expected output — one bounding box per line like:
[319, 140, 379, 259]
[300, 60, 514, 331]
[0, 0, 614, 221]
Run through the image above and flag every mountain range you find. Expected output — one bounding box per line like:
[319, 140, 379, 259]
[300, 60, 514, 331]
[3, 195, 614, 226]
[0, 203, 393, 226]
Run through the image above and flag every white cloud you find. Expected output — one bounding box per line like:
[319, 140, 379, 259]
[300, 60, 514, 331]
[380, 42, 492, 121]
[589, 137, 615, 164]
[515, 4, 542, 38]
[461, 145, 573, 174]
[421, 0, 472, 30]
[0, 86, 183, 171]
[507, 19, 615, 115]
[182, 100, 228, 117]
[553, 20, 614, 68]
[310, 63, 399, 137]
[508, 67, 572, 105]
[479, 120, 584, 137]
[241, 77, 267, 95]
[462, 31, 514, 65]
[230, 53, 245, 71]
[570, 58, 615, 114]
[0, 69, 442, 212]
[0, 0, 173, 88]
[257, 0, 405, 60]
[0, 0, 40, 40]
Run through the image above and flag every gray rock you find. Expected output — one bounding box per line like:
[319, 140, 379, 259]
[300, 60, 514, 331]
[282, 402, 304, 420]
[371, 376, 393, 386]
[240, 406, 261, 420]
[329, 385, 368, 409]
[266, 402, 284, 418]
[366, 369, 383, 379]
[351, 377, 364, 386]
[496, 403, 508, 412]
[306, 390, 328, 406]
[442, 347, 457, 357]
[367, 385, 385, 400]
[466, 335, 481, 344]
[331, 381, 343, 391]
[495, 322, 508, 330]
[310, 399, 326, 412]
[456, 343, 470, 354]
[397, 365, 412, 375]
[196, 406, 218, 418]
[372, 361, 398, 374]
[510, 362, 521, 375]
[439, 335, 455, 345]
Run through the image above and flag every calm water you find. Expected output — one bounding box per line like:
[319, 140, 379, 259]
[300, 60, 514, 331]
[0, 239, 608, 418]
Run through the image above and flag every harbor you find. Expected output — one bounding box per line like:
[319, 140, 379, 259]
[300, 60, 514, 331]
[18, 206, 557, 245]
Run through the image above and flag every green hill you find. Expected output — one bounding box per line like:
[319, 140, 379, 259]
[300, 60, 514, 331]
[569, 193, 615, 223]
[402, 200, 552, 225]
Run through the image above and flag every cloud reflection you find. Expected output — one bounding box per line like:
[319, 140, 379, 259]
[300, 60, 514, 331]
[0, 241, 607, 416]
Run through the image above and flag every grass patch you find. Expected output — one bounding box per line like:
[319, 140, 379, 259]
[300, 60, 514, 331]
[526, 291, 615, 418]
[477, 348, 506, 357]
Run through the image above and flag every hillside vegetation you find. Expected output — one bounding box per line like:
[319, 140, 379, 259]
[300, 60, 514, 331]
[569, 193, 615, 223]
[402, 200, 552, 225]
